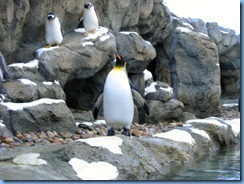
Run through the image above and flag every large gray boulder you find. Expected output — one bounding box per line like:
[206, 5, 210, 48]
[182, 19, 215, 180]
[0, 98, 76, 133]
[170, 27, 221, 118]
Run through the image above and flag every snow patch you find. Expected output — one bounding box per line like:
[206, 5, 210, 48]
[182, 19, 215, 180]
[36, 46, 59, 57]
[176, 27, 192, 33]
[81, 42, 94, 47]
[0, 122, 5, 127]
[144, 82, 157, 95]
[143, 69, 153, 81]
[160, 86, 173, 96]
[225, 118, 240, 137]
[77, 136, 123, 154]
[13, 153, 47, 166]
[18, 79, 36, 86]
[120, 31, 139, 35]
[93, 120, 106, 125]
[100, 34, 110, 42]
[69, 158, 118, 180]
[8, 59, 39, 69]
[42, 81, 53, 86]
[153, 129, 196, 145]
[186, 119, 228, 128]
[2, 98, 65, 111]
[190, 128, 211, 140]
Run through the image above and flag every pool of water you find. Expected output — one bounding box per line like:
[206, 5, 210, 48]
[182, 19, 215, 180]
[152, 144, 240, 180]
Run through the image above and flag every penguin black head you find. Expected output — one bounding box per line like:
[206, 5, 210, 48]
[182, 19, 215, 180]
[47, 12, 56, 21]
[115, 52, 126, 68]
[84, 2, 93, 9]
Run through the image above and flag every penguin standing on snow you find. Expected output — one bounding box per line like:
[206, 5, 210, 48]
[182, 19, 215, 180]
[93, 53, 149, 136]
[45, 12, 63, 48]
[0, 51, 11, 94]
[78, 2, 99, 36]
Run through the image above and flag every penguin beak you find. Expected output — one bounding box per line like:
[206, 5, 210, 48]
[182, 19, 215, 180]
[115, 52, 122, 60]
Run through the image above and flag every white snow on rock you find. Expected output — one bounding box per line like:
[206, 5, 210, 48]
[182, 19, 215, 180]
[18, 79, 37, 86]
[81, 42, 94, 47]
[153, 129, 196, 146]
[35, 46, 59, 57]
[1, 98, 65, 111]
[143, 69, 153, 81]
[69, 158, 118, 180]
[190, 128, 211, 140]
[120, 31, 139, 35]
[8, 59, 39, 69]
[225, 118, 240, 137]
[93, 120, 106, 125]
[186, 119, 228, 128]
[13, 153, 47, 166]
[144, 82, 157, 95]
[176, 27, 192, 33]
[76, 136, 123, 154]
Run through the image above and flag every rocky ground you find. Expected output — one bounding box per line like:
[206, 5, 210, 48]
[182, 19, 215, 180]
[0, 107, 240, 151]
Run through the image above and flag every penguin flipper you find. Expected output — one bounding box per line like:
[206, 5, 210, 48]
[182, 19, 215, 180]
[93, 92, 103, 119]
[78, 17, 84, 28]
[95, 8, 100, 23]
[0, 52, 11, 79]
[131, 88, 149, 115]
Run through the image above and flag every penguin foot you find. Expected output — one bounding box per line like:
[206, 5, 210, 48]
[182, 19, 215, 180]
[91, 29, 97, 34]
[53, 43, 60, 47]
[84, 32, 89, 36]
[45, 44, 51, 48]
[122, 128, 131, 137]
[107, 128, 115, 136]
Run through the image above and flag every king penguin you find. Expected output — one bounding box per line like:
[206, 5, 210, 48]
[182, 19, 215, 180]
[93, 52, 149, 136]
[45, 12, 63, 48]
[79, 2, 99, 36]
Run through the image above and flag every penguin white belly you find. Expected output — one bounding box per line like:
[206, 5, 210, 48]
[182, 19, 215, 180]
[103, 70, 134, 130]
[45, 19, 63, 45]
[83, 9, 99, 32]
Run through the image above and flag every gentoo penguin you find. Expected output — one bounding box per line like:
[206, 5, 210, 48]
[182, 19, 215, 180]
[45, 12, 63, 47]
[0, 51, 11, 94]
[79, 2, 99, 36]
[93, 53, 149, 136]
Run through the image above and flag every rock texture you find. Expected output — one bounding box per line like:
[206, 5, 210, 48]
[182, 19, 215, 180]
[0, 118, 240, 180]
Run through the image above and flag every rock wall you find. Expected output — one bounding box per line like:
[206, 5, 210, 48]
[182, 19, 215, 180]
[0, 0, 240, 124]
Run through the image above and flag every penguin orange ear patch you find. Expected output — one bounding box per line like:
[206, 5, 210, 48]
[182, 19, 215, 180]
[116, 53, 121, 60]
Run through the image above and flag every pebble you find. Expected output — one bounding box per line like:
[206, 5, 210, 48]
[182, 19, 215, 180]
[0, 109, 239, 149]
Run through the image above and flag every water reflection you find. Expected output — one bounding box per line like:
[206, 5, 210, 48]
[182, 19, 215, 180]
[152, 145, 240, 180]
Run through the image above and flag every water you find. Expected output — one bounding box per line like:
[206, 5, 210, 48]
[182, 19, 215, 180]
[154, 145, 240, 180]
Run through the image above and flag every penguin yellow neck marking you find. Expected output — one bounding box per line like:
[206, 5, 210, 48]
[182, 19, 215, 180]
[113, 66, 124, 71]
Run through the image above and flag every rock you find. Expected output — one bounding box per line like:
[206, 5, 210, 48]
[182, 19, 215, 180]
[3, 79, 38, 102]
[170, 27, 221, 118]
[206, 22, 240, 98]
[145, 81, 173, 102]
[7, 59, 45, 81]
[37, 27, 116, 87]
[0, 120, 13, 137]
[114, 31, 156, 74]
[0, 116, 240, 180]
[185, 118, 236, 147]
[0, 98, 76, 133]
[147, 99, 184, 123]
